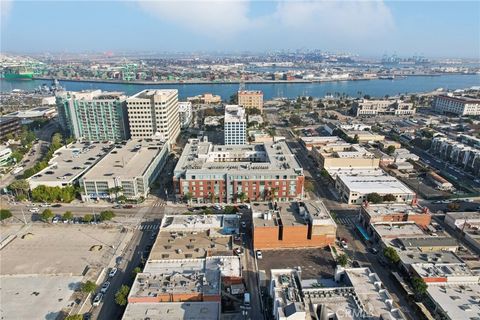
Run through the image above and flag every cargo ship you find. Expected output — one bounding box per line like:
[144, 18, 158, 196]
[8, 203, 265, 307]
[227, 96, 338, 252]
[2, 66, 34, 80]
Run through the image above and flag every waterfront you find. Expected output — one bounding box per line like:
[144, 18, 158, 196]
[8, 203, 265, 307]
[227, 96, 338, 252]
[0, 74, 479, 100]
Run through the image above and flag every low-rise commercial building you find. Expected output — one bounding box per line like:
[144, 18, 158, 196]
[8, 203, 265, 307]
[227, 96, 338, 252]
[359, 203, 432, 228]
[187, 93, 222, 104]
[353, 99, 416, 117]
[433, 94, 480, 116]
[238, 90, 263, 112]
[300, 136, 344, 151]
[397, 237, 458, 252]
[0, 145, 12, 166]
[253, 201, 336, 250]
[341, 129, 385, 143]
[314, 144, 380, 172]
[444, 211, 480, 253]
[122, 302, 220, 320]
[270, 268, 306, 320]
[80, 139, 169, 201]
[173, 139, 304, 203]
[335, 171, 415, 204]
[6, 106, 57, 123]
[178, 101, 192, 129]
[224, 105, 246, 145]
[27, 142, 113, 189]
[426, 282, 480, 320]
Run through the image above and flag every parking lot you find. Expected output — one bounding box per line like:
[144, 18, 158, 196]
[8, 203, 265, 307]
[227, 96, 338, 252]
[0, 224, 125, 275]
[257, 247, 336, 280]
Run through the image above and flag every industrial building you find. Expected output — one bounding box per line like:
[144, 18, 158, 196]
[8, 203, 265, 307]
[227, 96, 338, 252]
[353, 99, 416, 117]
[253, 201, 336, 250]
[173, 138, 304, 203]
[126, 89, 180, 145]
[79, 139, 169, 201]
[432, 94, 480, 116]
[334, 170, 415, 204]
[224, 105, 246, 145]
[238, 90, 263, 112]
[56, 90, 130, 141]
[27, 142, 113, 189]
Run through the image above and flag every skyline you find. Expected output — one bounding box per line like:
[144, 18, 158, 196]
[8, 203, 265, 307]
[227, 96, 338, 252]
[0, 0, 479, 59]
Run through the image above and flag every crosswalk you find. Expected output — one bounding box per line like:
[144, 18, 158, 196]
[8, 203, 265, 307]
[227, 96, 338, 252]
[152, 201, 166, 207]
[337, 217, 357, 225]
[138, 224, 160, 230]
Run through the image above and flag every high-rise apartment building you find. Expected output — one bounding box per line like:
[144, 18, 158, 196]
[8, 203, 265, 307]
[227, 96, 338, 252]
[224, 105, 246, 145]
[126, 89, 180, 144]
[56, 90, 130, 141]
[238, 90, 263, 112]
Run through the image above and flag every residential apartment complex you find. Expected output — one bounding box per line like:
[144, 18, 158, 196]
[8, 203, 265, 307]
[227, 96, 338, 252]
[79, 139, 169, 201]
[430, 135, 480, 176]
[56, 90, 130, 141]
[238, 90, 263, 112]
[224, 105, 246, 145]
[178, 101, 193, 129]
[126, 89, 180, 144]
[353, 99, 416, 116]
[173, 138, 304, 203]
[433, 95, 480, 116]
[0, 117, 21, 141]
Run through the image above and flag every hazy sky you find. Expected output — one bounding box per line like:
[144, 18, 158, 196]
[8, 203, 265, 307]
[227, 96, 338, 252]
[1, 0, 479, 58]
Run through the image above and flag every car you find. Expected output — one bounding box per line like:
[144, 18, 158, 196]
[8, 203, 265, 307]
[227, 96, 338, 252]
[52, 204, 62, 208]
[29, 208, 39, 213]
[370, 247, 379, 254]
[40, 203, 51, 207]
[109, 267, 118, 278]
[463, 199, 474, 203]
[83, 313, 92, 320]
[432, 200, 442, 204]
[241, 221, 247, 228]
[352, 260, 361, 268]
[256, 250, 263, 259]
[123, 204, 133, 209]
[52, 216, 60, 224]
[92, 293, 103, 307]
[234, 247, 244, 256]
[213, 204, 222, 211]
[112, 204, 122, 209]
[100, 281, 110, 294]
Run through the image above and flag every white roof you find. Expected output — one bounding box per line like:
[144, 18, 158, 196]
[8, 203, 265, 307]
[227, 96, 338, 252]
[338, 174, 414, 195]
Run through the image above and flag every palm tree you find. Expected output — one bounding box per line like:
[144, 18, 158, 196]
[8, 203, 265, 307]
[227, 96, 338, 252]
[109, 186, 124, 200]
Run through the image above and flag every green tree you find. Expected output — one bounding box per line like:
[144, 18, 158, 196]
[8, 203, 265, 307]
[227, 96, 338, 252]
[40, 209, 54, 222]
[132, 267, 142, 275]
[8, 179, 30, 198]
[289, 115, 303, 126]
[383, 247, 400, 264]
[337, 254, 348, 267]
[115, 285, 130, 306]
[367, 193, 383, 204]
[0, 209, 13, 221]
[386, 145, 396, 155]
[65, 315, 83, 320]
[320, 168, 330, 178]
[99, 210, 115, 221]
[383, 194, 397, 202]
[304, 179, 315, 193]
[238, 192, 247, 203]
[224, 205, 237, 214]
[63, 211, 73, 221]
[80, 280, 97, 293]
[83, 214, 94, 223]
[184, 192, 193, 204]
[411, 276, 428, 300]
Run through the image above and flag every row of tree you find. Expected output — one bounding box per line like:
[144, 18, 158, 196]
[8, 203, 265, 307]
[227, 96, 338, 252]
[31, 185, 77, 203]
[22, 132, 64, 179]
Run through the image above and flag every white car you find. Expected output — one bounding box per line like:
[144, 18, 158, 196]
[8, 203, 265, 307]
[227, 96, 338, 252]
[92, 293, 103, 307]
[256, 250, 263, 259]
[109, 267, 118, 278]
[29, 208, 39, 213]
[100, 281, 110, 294]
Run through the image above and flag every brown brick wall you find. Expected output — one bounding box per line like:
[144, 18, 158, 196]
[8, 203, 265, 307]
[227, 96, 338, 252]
[253, 225, 335, 250]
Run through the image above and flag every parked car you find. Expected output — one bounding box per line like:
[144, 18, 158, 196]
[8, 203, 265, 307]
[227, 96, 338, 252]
[123, 204, 133, 209]
[352, 260, 361, 268]
[29, 208, 39, 213]
[109, 267, 118, 278]
[234, 247, 244, 256]
[52, 216, 60, 224]
[112, 204, 122, 209]
[370, 247, 379, 254]
[92, 293, 103, 307]
[52, 204, 62, 208]
[100, 281, 110, 294]
[241, 221, 247, 228]
[256, 250, 263, 259]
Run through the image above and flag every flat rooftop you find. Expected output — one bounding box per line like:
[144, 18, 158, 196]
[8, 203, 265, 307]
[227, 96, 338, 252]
[337, 173, 414, 195]
[411, 262, 476, 279]
[28, 142, 112, 184]
[372, 222, 426, 240]
[427, 283, 480, 320]
[160, 214, 240, 232]
[446, 211, 480, 221]
[399, 251, 464, 266]
[149, 230, 232, 260]
[270, 269, 305, 319]
[224, 105, 246, 122]
[122, 302, 220, 320]
[82, 139, 166, 181]
[399, 237, 458, 249]
[362, 203, 426, 217]
[174, 139, 303, 178]
[128, 89, 178, 100]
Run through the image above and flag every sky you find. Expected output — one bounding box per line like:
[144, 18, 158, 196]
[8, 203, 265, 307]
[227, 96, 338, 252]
[0, 0, 479, 58]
